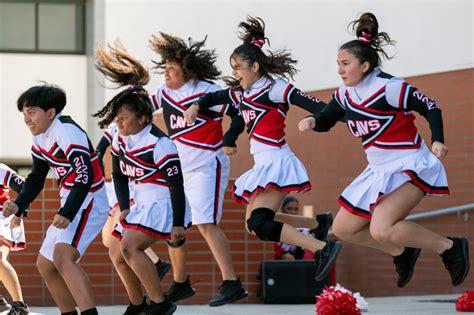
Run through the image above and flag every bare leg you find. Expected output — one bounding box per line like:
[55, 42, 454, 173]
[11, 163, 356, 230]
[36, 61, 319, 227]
[121, 230, 164, 303]
[108, 237, 144, 305]
[0, 246, 23, 302]
[332, 207, 403, 256]
[197, 224, 236, 280]
[370, 183, 453, 254]
[53, 243, 96, 312]
[274, 213, 318, 230]
[167, 244, 188, 283]
[36, 254, 76, 313]
[246, 189, 326, 252]
[101, 213, 117, 249]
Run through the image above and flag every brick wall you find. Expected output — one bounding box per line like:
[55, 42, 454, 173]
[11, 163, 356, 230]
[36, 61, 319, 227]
[7, 68, 473, 305]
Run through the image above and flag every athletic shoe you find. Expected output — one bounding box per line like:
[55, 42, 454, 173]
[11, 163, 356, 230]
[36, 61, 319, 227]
[145, 297, 176, 315]
[0, 296, 11, 312]
[393, 247, 421, 288]
[7, 301, 29, 315]
[441, 237, 470, 286]
[209, 278, 248, 307]
[314, 240, 342, 281]
[165, 276, 195, 302]
[310, 212, 333, 241]
[123, 296, 147, 315]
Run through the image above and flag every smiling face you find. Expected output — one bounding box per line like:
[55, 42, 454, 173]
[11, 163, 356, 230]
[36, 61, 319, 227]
[21, 106, 56, 136]
[164, 61, 187, 90]
[115, 104, 147, 136]
[337, 49, 370, 87]
[230, 55, 261, 90]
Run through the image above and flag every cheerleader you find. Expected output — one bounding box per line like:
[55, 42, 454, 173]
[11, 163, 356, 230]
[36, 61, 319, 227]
[149, 32, 247, 306]
[0, 164, 29, 314]
[3, 83, 109, 315]
[95, 123, 171, 315]
[93, 42, 192, 315]
[299, 12, 469, 287]
[184, 17, 341, 281]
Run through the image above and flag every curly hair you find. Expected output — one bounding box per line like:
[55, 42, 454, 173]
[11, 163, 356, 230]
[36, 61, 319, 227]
[92, 41, 153, 129]
[225, 16, 298, 87]
[150, 32, 221, 81]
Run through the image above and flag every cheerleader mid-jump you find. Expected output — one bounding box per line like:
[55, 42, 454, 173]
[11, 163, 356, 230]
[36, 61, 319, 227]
[93, 42, 192, 315]
[149, 32, 247, 306]
[3, 84, 109, 315]
[184, 16, 340, 281]
[299, 12, 469, 287]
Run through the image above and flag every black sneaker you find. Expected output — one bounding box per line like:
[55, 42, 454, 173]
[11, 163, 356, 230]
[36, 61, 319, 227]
[145, 297, 176, 315]
[310, 212, 333, 241]
[441, 237, 470, 286]
[155, 259, 172, 281]
[209, 278, 248, 307]
[0, 296, 11, 312]
[165, 276, 195, 302]
[124, 296, 147, 315]
[314, 240, 342, 281]
[7, 301, 29, 315]
[393, 247, 421, 288]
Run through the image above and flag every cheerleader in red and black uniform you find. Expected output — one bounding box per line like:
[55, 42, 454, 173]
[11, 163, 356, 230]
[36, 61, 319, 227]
[149, 33, 248, 306]
[184, 17, 340, 281]
[93, 42, 191, 315]
[299, 12, 469, 288]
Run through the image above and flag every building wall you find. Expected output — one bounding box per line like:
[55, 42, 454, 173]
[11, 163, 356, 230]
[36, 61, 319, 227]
[9, 68, 473, 305]
[1, 0, 472, 161]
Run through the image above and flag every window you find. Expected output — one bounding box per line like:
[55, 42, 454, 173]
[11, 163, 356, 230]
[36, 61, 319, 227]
[0, 0, 85, 54]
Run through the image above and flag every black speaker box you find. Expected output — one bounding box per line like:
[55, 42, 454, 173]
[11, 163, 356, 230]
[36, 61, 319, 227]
[259, 260, 330, 304]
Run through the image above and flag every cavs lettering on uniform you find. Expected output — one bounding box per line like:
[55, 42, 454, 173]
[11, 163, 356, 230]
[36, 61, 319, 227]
[119, 160, 145, 177]
[151, 80, 241, 151]
[347, 119, 381, 137]
[241, 109, 256, 124]
[112, 127, 178, 187]
[170, 114, 195, 129]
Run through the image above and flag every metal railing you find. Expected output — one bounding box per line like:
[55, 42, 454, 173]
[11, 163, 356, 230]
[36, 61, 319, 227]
[406, 203, 474, 221]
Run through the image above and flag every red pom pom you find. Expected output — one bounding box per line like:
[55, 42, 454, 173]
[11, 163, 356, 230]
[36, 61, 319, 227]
[316, 287, 361, 315]
[456, 290, 474, 312]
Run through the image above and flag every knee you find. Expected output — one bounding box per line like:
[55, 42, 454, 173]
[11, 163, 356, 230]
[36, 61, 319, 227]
[53, 250, 73, 273]
[246, 208, 283, 242]
[120, 241, 138, 261]
[36, 256, 53, 277]
[369, 224, 391, 244]
[331, 218, 353, 241]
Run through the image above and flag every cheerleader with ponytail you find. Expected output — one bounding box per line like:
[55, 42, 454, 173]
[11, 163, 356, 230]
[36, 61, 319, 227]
[184, 16, 340, 282]
[299, 12, 469, 288]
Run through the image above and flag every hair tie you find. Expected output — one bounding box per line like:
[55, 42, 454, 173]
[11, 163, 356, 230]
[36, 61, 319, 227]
[251, 37, 265, 48]
[358, 31, 372, 44]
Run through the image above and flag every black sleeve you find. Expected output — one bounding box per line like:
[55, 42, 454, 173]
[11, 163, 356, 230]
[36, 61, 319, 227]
[7, 172, 24, 194]
[311, 98, 346, 132]
[159, 159, 185, 227]
[14, 155, 49, 217]
[95, 135, 111, 175]
[57, 152, 94, 221]
[288, 88, 328, 114]
[222, 105, 245, 147]
[112, 154, 130, 211]
[406, 87, 444, 144]
[196, 88, 234, 110]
